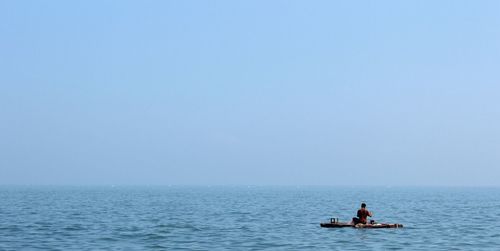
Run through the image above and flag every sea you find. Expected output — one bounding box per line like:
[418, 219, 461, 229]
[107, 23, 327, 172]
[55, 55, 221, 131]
[1, 186, 499, 250]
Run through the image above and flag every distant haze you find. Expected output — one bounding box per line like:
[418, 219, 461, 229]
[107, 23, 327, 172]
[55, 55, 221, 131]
[1, 1, 499, 186]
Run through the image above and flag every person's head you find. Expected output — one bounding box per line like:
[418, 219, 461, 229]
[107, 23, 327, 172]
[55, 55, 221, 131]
[361, 203, 366, 208]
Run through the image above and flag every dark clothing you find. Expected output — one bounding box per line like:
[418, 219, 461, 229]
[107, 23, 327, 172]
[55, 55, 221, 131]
[352, 217, 360, 225]
[357, 208, 372, 224]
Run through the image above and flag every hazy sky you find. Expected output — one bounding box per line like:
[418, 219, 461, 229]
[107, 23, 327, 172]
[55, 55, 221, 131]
[1, 0, 499, 186]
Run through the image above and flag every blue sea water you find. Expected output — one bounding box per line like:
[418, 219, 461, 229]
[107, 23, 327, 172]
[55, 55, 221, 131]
[1, 186, 499, 250]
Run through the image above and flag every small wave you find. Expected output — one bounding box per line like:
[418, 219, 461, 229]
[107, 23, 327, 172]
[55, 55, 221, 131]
[62, 224, 86, 231]
[155, 223, 202, 231]
[143, 232, 167, 241]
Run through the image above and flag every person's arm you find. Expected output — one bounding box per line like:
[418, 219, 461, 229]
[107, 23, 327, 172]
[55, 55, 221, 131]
[368, 211, 373, 217]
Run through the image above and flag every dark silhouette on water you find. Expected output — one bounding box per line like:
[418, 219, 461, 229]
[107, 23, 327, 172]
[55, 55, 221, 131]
[320, 202, 403, 228]
[352, 202, 373, 225]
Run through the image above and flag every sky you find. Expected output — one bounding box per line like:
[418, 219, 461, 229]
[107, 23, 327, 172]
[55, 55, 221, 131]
[1, 0, 499, 186]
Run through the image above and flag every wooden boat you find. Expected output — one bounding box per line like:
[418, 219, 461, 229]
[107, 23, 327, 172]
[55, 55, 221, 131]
[320, 218, 403, 228]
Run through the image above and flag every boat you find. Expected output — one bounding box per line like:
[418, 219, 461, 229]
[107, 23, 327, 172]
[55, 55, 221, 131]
[320, 218, 403, 228]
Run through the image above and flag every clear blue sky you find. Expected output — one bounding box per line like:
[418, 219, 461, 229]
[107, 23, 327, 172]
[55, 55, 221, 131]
[1, 0, 499, 186]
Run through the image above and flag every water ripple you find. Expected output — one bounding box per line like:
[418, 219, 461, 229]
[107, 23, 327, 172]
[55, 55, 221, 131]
[0, 186, 499, 250]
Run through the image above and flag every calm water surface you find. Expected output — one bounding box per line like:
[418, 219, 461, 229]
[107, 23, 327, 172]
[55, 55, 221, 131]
[1, 186, 499, 250]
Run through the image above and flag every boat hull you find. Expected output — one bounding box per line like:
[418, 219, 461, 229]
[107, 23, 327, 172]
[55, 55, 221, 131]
[320, 222, 403, 228]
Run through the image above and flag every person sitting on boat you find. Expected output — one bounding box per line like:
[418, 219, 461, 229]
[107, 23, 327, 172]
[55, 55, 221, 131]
[352, 203, 373, 225]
